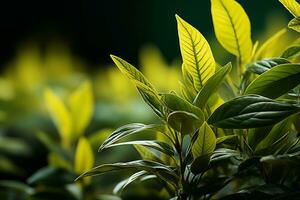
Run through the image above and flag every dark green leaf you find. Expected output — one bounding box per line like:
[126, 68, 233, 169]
[246, 58, 290, 75]
[76, 160, 178, 186]
[27, 167, 77, 186]
[208, 95, 300, 129]
[255, 119, 291, 154]
[190, 154, 211, 174]
[113, 171, 149, 194]
[281, 45, 300, 59]
[103, 140, 175, 157]
[245, 63, 300, 99]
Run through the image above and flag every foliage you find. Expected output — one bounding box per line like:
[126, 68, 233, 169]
[77, 0, 300, 199]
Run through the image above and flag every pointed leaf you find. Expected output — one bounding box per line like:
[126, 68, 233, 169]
[194, 63, 231, 109]
[192, 122, 216, 158]
[176, 15, 215, 90]
[74, 137, 94, 174]
[279, 0, 300, 17]
[211, 0, 252, 64]
[111, 55, 164, 117]
[69, 80, 94, 139]
[76, 160, 178, 186]
[288, 17, 300, 33]
[113, 171, 148, 194]
[103, 140, 175, 157]
[281, 45, 300, 59]
[99, 123, 160, 151]
[44, 88, 72, 148]
[208, 95, 300, 128]
[245, 63, 300, 99]
[254, 29, 287, 60]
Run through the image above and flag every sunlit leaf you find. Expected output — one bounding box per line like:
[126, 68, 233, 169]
[176, 15, 215, 91]
[211, 0, 252, 64]
[44, 88, 72, 148]
[208, 95, 300, 128]
[279, 0, 300, 17]
[110, 55, 164, 117]
[69, 80, 94, 139]
[254, 29, 287, 60]
[245, 63, 300, 99]
[288, 17, 300, 33]
[74, 137, 94, 181]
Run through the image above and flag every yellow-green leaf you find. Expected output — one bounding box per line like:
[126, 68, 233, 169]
[288, 17, 300, 33]
[279, 0, 300, 17]
[176, 15, 215, 91]
[110, 55, 164, 117]
[69, 80, 94, 139]
[254, 29, 287, 60]
[44, 88, 72, 149]
[211, 0, 252, 64]
[74, 137, 94, 183]
[192, 122, 216, 158]
[110, 55, 156, 92]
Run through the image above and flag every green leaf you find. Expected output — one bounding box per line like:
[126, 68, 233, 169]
[281, 45, 300, 59]
[255, 119, 291, 154]
[27, 167, 77, 186]
[211, 0, 252, 64]
[110, 55, 164, 117]
[288, 17, 300, 33]
[99, 123, 159, 151]
[176, 15, 215, 91]
[161, 93, 204, 120]
[279, 0, 300, 17]
[246, 58, 290, 75]
[134, 145, 162, 162]
[208, 95, 300, 129]
[245, 63, 300, 99]
[0, 136, 30, 155]
[113, 171, 149, 194]
[76, 160, 178, 186]
[192, 122, 216, 158]
[103, 140, 175, 157]
[167, 111, 203, 135]
[194, 63, 232, 109]
[216, 135, 237, 145]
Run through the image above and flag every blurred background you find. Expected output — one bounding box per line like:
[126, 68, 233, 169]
[0, 0, 294, 199]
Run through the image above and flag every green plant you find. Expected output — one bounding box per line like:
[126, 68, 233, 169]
[77, 0, 300, 199]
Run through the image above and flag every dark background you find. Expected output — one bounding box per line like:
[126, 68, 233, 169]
[0, 0, 292, 68]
